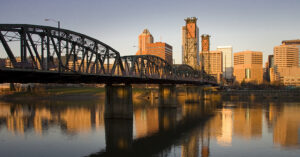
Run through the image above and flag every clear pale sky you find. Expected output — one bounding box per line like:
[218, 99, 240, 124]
[0, 0, 300, 64]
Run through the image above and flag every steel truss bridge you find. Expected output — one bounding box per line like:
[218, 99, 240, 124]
[0, 24, 217, 85]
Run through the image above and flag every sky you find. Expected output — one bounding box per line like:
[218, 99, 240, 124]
[0, 0, 300, 64]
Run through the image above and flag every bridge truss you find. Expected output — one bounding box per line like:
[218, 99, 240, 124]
[0, 24, 216, 85]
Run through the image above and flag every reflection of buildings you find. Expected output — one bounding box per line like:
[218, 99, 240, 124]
[216, 109, 233, 146]
[134, 107, 159, 138]
[181, 131, 199, 157]
[207, 108, 233, 146]
[233, 107, 262, 139]
[272, 104, 300, 147]
[0, 103, 104, 135]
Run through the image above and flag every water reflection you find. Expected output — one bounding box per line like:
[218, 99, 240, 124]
[0, 102, 105, 135]
[0, 91, 300, 157]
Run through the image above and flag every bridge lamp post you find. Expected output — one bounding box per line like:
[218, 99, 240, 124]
[45, 18, 61, 72]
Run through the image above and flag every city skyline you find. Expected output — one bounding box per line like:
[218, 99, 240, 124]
[0, 0, 300, 64]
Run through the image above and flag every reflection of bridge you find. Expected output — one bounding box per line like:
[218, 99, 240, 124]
[0, 24, 216, 85]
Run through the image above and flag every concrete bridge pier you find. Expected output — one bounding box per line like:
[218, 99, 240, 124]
[105, 84, 133, 119]
[158, 84, 177, 107]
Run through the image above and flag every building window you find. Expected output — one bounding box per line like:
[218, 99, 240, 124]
[245, 68, 251, 79]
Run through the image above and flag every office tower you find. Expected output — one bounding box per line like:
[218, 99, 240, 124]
[182, 17, 199, 69]
[201, 34, 210, 72]
[271, 44, 300, 86]
[136, 29, 173, 64]
[199, 50, 223, 82]
[274, 45, 299, 68]
[136, 29, 154, 55]
[282, 39, 300, 67]
[147, 42, 173, 64]
[217, 46, 233, 80]
[233, 51, 263, 84]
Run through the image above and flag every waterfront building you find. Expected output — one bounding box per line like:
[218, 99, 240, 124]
[282, 39, 300, 67]
[274, 45, 299, 68]
[217, 46, 233, 80]
[182, 17, 199, 69]
[233, 51, 263, 84]
[271, 44, 300, 86]
[136, 29, 173, 64]
[199, 50, 223, 82]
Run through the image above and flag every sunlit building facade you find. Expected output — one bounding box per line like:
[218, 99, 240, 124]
[282, 39, 300, 67]
[233, 51, 263, 84]
[182, 17, 199, 69]
[200, 50, 223, 82]
[217, 46, 233, 80]
[272, 44, 300, 86]
[136, 29, 173, 64]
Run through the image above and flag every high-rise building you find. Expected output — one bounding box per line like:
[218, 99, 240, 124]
[271, 44, 300, 86]
[274, 45, 299, 68]
[136, 29, 173, 64]
[265, 55, 274, 82]
[182, 17, 199, 69]
[199, 50, 223, 82]
[233, 51, 263, 84]
[282, 39, 300, 67]
[217, 46, 233, 80]
[201, 35, 210, 72]
[147, 42, 173, 64]
[136, 29, 153, 55]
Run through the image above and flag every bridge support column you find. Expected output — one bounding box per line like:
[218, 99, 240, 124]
[105, 84, 133, 119]
[158, 84, 177, 107]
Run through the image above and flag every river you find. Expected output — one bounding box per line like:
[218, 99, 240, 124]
[0, 91, 299, 157]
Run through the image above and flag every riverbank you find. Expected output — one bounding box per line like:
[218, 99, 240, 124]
[0, 87, 106, 104]
[217, 89, 300, 102]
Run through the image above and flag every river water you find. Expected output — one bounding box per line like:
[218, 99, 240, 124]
[0, 92, 300, 157]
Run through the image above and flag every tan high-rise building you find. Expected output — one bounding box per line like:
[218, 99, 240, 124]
[199, 50, 223, 82]
[136, 29, 173, 64]
[274, 45, 299, 68]
[182, 17, 199, 69]
[233, 51, 263, 84]
[282, 39, 300, 67]
[271, 44, 300, 86]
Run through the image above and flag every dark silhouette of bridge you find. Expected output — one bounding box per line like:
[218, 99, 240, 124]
[0, 24, 217, 85]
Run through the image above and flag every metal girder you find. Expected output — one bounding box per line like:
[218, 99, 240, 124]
[0, 24, 123, 76]
[0, 24, 217, 84]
